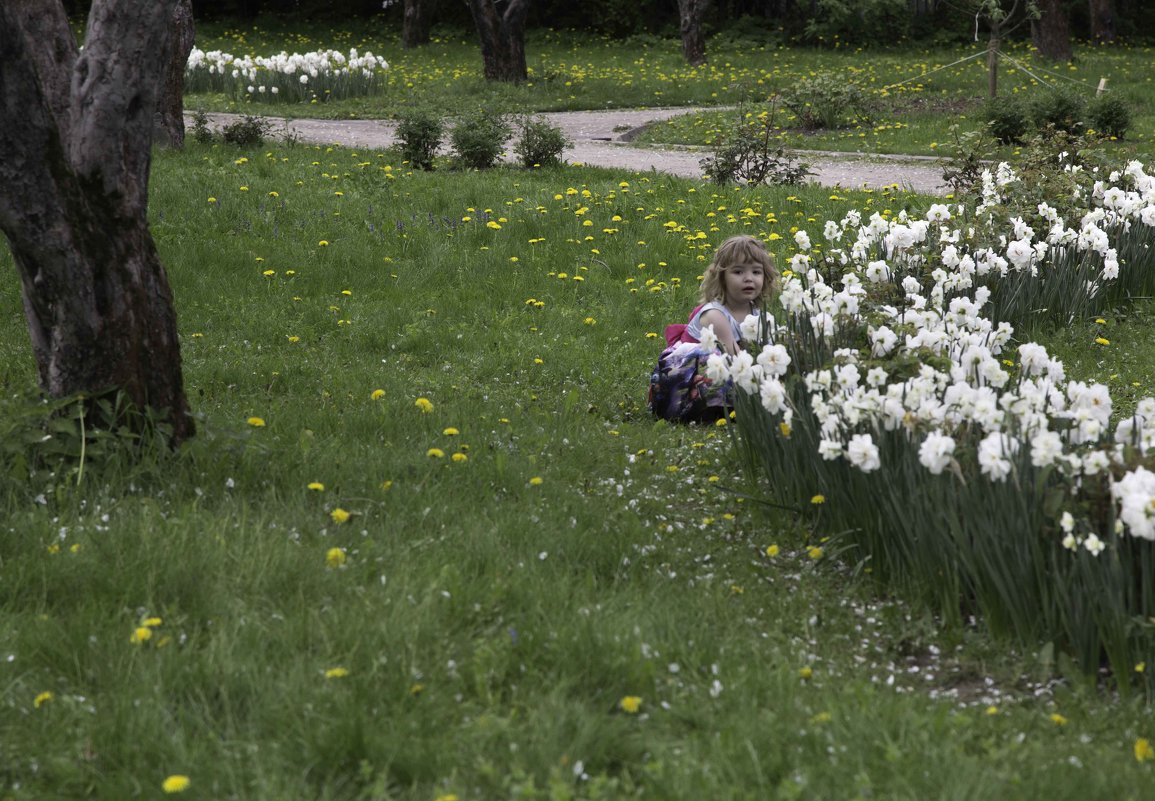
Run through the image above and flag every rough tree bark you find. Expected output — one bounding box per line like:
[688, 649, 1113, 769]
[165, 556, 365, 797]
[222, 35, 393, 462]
[1031, 0, 1072, 61]
[402, 0, 435, 49]
[678, 0, 712, 67]
[1088, 0, 1116, 41]
[466, 0, 531, 83]
[153, 0, 196, 148]
[0, 0, 194, 445]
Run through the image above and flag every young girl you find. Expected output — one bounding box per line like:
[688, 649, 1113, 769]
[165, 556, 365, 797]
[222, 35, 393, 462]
[648, 235, 778, 422]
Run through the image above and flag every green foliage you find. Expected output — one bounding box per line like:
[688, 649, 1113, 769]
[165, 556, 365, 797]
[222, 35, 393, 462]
[395, 108, 445, 170]
[940, 124, 991, 197]
[801, 0, 913, 45]
[779, 71, 873, 131]
[700, 106, 812, 186]
[449, 109, 513, 170]
[513, 115, 569, 168]
[982, 95, 1030, 145]
[189, 109, 215, 145]
[220, 114, 273, 146]
[1029, 87, 1087, 135]
[1087, 93, 1133, 140]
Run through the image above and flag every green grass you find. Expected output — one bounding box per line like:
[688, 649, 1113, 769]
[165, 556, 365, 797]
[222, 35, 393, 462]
[185, 22, 1155, 164]
[3, 139, 1155, 798]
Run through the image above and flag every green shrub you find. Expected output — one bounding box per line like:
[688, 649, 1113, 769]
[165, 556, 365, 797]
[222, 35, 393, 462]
[449, 109, 513, 170]
[220, 114, 272, 146]
[779, 71, 872, 130]
[395, 109, 444, 171]
[701, 107, 812, 186]
[1086, 93, 1133, 139]
[189, 110, 215, 144]
[1028, 87, 1086, 135]
[982, 96, 1030, 145]
[513, 116, 569, 169]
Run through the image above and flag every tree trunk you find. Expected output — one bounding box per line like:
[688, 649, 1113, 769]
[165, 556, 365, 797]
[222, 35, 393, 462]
[987, 32, 1000, 98]
[0, 0, 194, 445]
[402, 0, 434, 49]
[466, 0, 531, 83]
[153, 0, 195, 148]
[678, 0, 712, 67]
[1032, 0, 1073, 61]
[1089, 0, 1116, 40]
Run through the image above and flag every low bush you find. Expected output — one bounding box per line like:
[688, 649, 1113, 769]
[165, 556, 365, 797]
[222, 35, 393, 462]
[779, 71, 873, 131]
[1029, 87, 1087, 135]
[982, 95, 1030, 145]
[449, 109, 513, 170]
[220, 114, 272, 146]
[513, 115, 569, 168]
[395, 108, 444, 170]
[1087, 93, 1133, 139]
[700, 106, 812, 186]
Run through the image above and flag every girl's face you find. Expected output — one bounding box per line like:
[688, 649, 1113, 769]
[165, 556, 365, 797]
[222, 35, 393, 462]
[722, 263, 764, 306]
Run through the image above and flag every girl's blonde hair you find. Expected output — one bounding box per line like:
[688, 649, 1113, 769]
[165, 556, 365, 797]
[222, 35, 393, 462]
[698, 235, 778, 304]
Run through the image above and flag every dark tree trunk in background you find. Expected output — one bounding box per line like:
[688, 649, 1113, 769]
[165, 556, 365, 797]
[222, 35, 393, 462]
[678, 0, 712, 66]
[0, 0, 194, 445]
[1089, 0, 1116, 40]
[402, 0, 434, 48]
[1032, 0, 1073, 61]
[466, 0, 531, 82]
[154, 0, 195, 148]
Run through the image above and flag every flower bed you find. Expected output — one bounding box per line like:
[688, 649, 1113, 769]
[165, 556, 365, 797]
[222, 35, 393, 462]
[185, 47, 389, 103]
[716, 156, 1155, 695]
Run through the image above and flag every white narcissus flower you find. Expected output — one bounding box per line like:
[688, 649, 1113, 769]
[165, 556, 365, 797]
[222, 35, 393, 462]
[918, 432, 955, 475]
[760, 377, 788, 414]
[1083, 533, 1106, 556]
[978, 432, 1019, 482]
[818, 438, 844, 461]
[698, 323, 718, 353]
[1030, 430, 1064, 468]
[1111, 466, 1155, 541]
[846, 433, 881, 472]
[705, 352, 729, 385]
[794, 230, 812, 250]
[739, 313, 761, 342]
[729, 351, 758, 394]
[756, 343, 791, 377]
[1060, 511, 1076, 533]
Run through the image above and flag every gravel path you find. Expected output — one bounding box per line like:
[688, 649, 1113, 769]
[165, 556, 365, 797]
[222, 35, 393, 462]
[192, 107, 949, 195]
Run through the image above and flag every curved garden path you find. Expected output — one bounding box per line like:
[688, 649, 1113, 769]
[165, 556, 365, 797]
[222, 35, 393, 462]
[191, 107, 950, 195]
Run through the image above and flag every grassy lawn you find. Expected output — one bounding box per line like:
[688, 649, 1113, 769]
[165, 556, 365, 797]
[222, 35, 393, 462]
[186, 22, 1155, 164]
[3, 128, 1155, 798]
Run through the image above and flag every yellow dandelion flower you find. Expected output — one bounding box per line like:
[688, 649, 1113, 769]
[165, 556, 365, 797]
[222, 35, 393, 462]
[765, 544, 780, 557]
[1049, 712, 1068, 726]
[409, 683, 425, 696]
[1095, 337, 1110, 346]
[330, 508, 351, 524]
[371, 389, 385, 400]
[162, 775, 191, 794]
[142, 617, 163, 628]
[308, 482, 325, 492]
[810, 494, 826, 504]
[619, 695, 642, 714]
[798, 666, 813, 680]
[807, 546, 824, 560]
[380, 480, 394, 491]
[247, 416, 266, 427]
[427, 448, 445, 458]
[33, 691, 53, 709]
[443, 427, 460, 436]
[451, 452, 468, 463]
[1135, 737, 1154, 762]
[326, 547, 347, 568]
[130, 626, 152, 644]
[318, 240, 330, 247]
[529, 476, 544, 486]
[779, 422, 792, 437]
[415, 397, 434, 413]
[324, 667, 350, 679]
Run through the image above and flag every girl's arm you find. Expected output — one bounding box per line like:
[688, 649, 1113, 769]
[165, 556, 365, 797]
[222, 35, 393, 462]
[699, 309, 739, 355]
